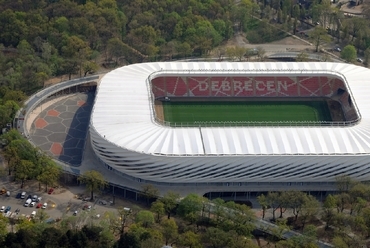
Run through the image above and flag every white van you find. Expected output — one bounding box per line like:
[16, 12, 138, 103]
[24, 198, 32, 207]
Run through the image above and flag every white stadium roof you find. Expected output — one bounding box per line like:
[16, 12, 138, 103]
[91, 62, 370, 157]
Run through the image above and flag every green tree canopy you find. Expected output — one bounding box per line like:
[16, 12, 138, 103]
[78, 170, 107, 201]
[341, 45, 357, 63]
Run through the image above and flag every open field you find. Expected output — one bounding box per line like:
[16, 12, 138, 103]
[163, 100, 332, 126]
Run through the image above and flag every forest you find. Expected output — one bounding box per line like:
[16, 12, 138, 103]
[1, 0, 370, 95]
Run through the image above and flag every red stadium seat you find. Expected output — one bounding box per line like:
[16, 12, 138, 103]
[151, 77, 166, 98]
[275, 76, 298, 96]
[188, 77, 210, 96]
[254, 77, 277, 97]
[299, 76, 321, 96]
[232, 77, 254, 96]
[209, 77, 233, 97]
[165, 77, 188, 96]
[320, 76, 333, 97]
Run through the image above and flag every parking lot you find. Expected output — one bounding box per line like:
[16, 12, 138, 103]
[0, 176, 135, 223]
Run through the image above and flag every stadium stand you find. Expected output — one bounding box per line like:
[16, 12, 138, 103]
[275, 76, 297, 96]
[253, 77, 277, 96]
[232, 77, 255, 97]
[188, 77, 210, 97]
[299, 76, 321, 96]
[151, 76, 351, 105]
[210, 77, 233, 97]
[165, 77, 188, 96]
[151, 77, 166, 97]
[320, 76, 332, 96]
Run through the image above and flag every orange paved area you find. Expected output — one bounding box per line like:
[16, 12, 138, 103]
[77, 100, 87, 107]
[50, 142, 63, 155]
[35, 118, 48, 129]
[47, 109, 60, 117]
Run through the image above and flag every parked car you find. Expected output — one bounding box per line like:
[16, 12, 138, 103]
[36, 203, 42, 208]
[4, 206, 11, 213]
[30, 201, 36, 207]
[32, 195, 38, 201]
[31, 211, 36, 218]
[357, 58, 364, 63]
[37, 197, 42, 203]
[15, 208, 20, 214]
[0, 206, 4, 212]
[42, 203, 47, 209]
[21, 192, 26, 199]
[48, 188, 54, 194]
[27, 194, 32, 200]
[335, 47, 341, 52]
[73, 211, 78, 216]
[16, 192, 21, 199]
[24, 198, 32, 207]
[6, 191, 10, 197]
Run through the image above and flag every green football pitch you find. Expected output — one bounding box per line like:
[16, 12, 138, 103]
[162, 101, 332, 126]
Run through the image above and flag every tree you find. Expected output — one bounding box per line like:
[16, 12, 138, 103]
[211, 198, 226, 225]
[114, 232, 140, 248]
[38, 227, 64, 248]
[160, 191, 180, 219]
[36, 155, 61, 191]
[296, 52, 309, 62]
[15, 160, 35, 188]
[116, 206, 134, 236]
[78, 170, 107, 201]
[177, 193, 204, 224]
[0, 215, 8, 243]
[178, 231, 202, 248]
[334, 193, 350, 213]
[150, 200, 165, 223]
[364, 47, 370, 67]
[310, 26, 331, 52]
[135, 210, 154, 228]
[266, 192, 280, 221]
[257, 194, 268, 219]
[82, 61, 98, 77]
[140, 184, 159, 206]
[347, 183, 369, 215]
[300, 195, 320, 229]
[341, 45, 357, 63]
[203, 227, 231, 248]
[256, 46, 266, 61]
[322, 194, 336, 230]
[34, 209, 50, 223]
[1, 145, 20, 176]
[293, 224, 318, 247]
[161, 218, 178, 246]
[107, 37, 127, 63]
[223, 202, 255, 237]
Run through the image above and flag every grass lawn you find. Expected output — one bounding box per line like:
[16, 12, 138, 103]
[162, 101, 332, 126]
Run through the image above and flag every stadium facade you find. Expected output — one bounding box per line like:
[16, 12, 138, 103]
[90, 62, 370, 190]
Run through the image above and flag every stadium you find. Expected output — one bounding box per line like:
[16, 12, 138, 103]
[90, 62, 370, 192]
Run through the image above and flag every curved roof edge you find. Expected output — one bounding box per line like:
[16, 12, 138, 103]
[91, 62, 370, 156]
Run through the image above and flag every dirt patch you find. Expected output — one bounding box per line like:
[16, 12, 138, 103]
[154, 100, 164, 122]
[223, 33, 309, 47]
[268, 36, 310, 46]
